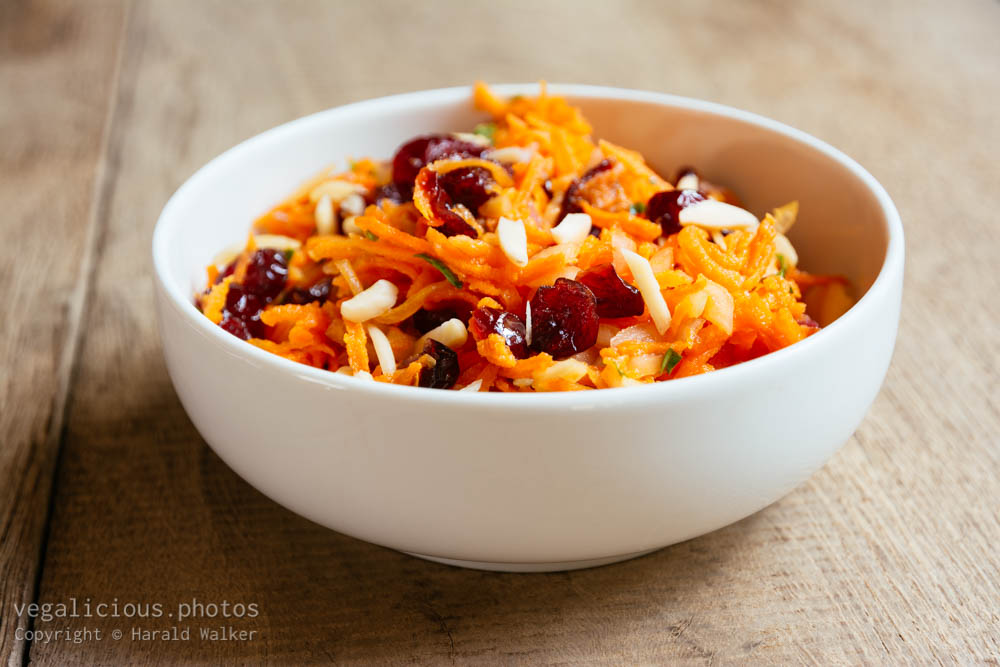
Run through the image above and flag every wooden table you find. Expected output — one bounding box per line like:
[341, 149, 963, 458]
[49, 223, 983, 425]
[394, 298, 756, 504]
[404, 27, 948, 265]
[3, 1, 998, 663]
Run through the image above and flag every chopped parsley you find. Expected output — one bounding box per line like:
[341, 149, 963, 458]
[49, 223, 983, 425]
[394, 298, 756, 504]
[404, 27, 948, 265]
[777, 253, 787, 278]
[283, 248, 295, 261]
[415, 253, 463, 288]
[660, 349, 682, 375]
[473, 122, 496, 143]
[364, 230, 379, 242]
[629, 201, 646, 215]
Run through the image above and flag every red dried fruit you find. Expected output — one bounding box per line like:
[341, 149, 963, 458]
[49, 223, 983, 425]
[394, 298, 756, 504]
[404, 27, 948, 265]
[242, 248, 288, 301]
[417, 169, 478, 237]
[219, 314, 251, 340]
[214, 258, 237, 284]
[558, 159, 613, 222]
[645, 189, 706, 236]
[437, 166, 494, 213]
[411, 301, 473, 334]
[415, 339, 460, 389]
[391, 134, 486, 188]
[576, 263, 644, 318]
[469, 307, 528, 359]
[284, 277, 332, 305]
[528, 278, 599, 358]
[222, 284, 267, 339]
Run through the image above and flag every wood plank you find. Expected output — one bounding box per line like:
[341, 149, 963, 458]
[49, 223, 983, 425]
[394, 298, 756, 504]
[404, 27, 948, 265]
[0, 1, 127, 664]
[26, 0, 1000, 663]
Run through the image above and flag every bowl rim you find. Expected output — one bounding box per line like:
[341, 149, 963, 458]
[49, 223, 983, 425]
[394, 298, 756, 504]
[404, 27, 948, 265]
[152, 83, 904, 411]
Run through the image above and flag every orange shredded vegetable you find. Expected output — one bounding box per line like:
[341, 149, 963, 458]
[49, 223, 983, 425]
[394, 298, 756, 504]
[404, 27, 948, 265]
[197, 82, 848, 391]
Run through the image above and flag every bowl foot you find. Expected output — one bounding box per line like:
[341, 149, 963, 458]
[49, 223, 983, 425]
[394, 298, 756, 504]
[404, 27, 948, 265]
[402, 547, 661, 572]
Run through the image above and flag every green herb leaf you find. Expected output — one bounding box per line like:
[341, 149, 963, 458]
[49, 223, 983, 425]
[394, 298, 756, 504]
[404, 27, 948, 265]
[415, 253, 463, 288]
[777, 253, 787, 278]
[660, 349, 682, 375]
[473, 122, 496, 143]
[629, 201, 646, 215]
[364, 230, 379, 242]
[283, 248, 295, 261]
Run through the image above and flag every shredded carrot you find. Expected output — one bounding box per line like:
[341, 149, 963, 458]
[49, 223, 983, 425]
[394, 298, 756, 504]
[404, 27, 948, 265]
[197, 82, 846, 390]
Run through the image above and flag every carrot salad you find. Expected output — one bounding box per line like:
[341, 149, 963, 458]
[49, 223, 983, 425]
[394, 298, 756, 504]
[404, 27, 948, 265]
[197, 82, 850, 392]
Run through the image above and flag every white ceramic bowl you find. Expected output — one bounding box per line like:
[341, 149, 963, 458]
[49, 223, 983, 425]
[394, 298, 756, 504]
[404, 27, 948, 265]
[153, 84, 903, 572]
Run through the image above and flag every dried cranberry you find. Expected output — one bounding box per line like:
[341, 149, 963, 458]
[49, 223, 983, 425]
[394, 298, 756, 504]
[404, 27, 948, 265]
[242, 248, 288, 301]
[219, 314, 251, 340]
[528, 278, 599, 358]
[414, 339, 460, 389]
[645, 189, 706, 236]
[576, 264, 644, 318]
[284, 277, 332, 305]
[558, 159, 613, 222]
[419, 169, 477, 237]
[469, 307, 528, 359]
[223, 284, 267, 338]
[411, 302, 472, 334]
[214, 259, 237, 284]
[437, 167, 494, 213]
[391, 134, 485, 188]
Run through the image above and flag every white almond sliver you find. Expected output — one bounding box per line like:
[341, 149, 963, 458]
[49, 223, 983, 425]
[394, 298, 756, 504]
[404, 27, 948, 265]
[341, 216, 363, 236]
[774, 232, 798, 267]
[678, 199, 759, 230]
[676, 172, 700, 190]
[537, 358, 589, 383]
[550, 212, 593, 245]
[416, 318, 468, 351]
[340, 279, 398, 322]
[453, 131, 491, 147]
[497, 216, 529, 267]
[309, 180, 366, 205]
[459, 379, 484, 392]
[366, 324, 396, 375]
[354, 370, 374, 381]
[315, 194, 335, 235]
[253, 234, 302, 251]
[621, 249, 672, 334]
[525, 301, 532, 347]
[340, 193, 366, 217]
[485, 145, 536, 164]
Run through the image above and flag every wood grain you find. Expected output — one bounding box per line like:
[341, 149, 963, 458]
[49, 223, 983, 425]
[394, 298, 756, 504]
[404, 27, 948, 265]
[0, 1, 127, 664]
[5, 0, 1000, 663]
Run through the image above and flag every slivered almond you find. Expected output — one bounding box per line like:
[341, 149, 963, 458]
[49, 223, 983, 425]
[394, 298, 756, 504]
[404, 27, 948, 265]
[621, 249, 671, 334]
[537, 358, 589, 383]
[485, 145, 536, 164]
[774, 232, 798, 267]
[340, 279, 398, 322]
[341, 216, 363, 236]
[497, 217, 529, 267]
[340, 193, 366, 217]
[460, 379, 484, 392]
[525, 301, 532, 347]
[416, 318, 468, 351]
[253, 234, 301, 251]
[315, 194, 335, 235]
[453, 131, 491, 147]
[309, 180, 366, 204]
[367, 324, 397, 375]
[551, 212, 592, 245]
[679, 199, 758, 230]
[676, 172, 700, 190]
